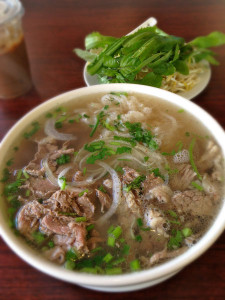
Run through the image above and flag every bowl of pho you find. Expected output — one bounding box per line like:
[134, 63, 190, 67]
[0, 83, 225, 292]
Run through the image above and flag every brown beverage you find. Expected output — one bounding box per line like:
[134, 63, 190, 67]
[0, 0, 32, 99]
[0, 35, 32, 99]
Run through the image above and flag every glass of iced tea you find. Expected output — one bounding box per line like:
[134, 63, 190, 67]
[0, 0, 32, 99]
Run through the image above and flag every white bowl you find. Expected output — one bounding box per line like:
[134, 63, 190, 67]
[0, 83, 225, 292]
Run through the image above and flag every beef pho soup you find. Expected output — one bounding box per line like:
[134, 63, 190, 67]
[1, 92, 224, 275]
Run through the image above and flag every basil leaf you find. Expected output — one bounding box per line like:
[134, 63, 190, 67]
[173, 60, 189, 75]
[190, 31, 225, 48]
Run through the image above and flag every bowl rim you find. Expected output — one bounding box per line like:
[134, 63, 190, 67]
[0, 83, 225, 288]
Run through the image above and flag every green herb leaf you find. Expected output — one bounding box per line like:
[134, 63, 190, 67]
[190, 31, 225, 48]
[56, 154, 71, 165]
[124, 175, 146, 192]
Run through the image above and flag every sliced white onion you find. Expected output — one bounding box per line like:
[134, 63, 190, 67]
[42, 158, 58, 186]
[44, 119, 76, 141]
[96, 161, 122, 225]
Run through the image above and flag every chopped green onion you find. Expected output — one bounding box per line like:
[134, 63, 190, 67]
[191, 181, 204, 191]
[144, 156, 149, 162]
[102, 121, 116, 131]
[83, 114, 90, 118]
[65, 248, 78, 261]
[75, 216, 87, 222]
[136, 218, 143, 227]
[59, 177, 67, 190]
[65, 260, 76, 270]
[58, 211, 77, 216]
[16, 169, 22, 180]
[32, 231, 45, 244]
[167, 230, 183, 250]
[86, 224, 94, 232]
[83, 167, 87, 176]
[111, 226, 122, 239]
[115, 165, 124, 174]
[45, 112, 53, 118]
[182, 227, 193, 238]
[123, 175, 146, 192]
[113, 135, 136, 147]
[78, 189, 89, 197]
[48, 241, 55, 248]
[55, 122, 62, 128]
[90, 111, 105, 137]
[23, 122, 40, 139]
[122, 244, 130, 255]
[140, 227, 151, 231]
[111, 257, 125, 266]
[91, 246, 103, 253]
[107, 225, 115, 234]
[0, 168, 10, 182]
[189, 138, 202, 180]
[6, 158, 14, 166]
[135, 235, 142, 242]
[103, 253, 113, 263]
[130, 259, 141, 271]
[56, 154, 70, 165]
[23, 170, 29, 179]
[98, 185, 107, 193]
[116, 146, 132, 154]
[25, 190, 30, 197]
[80, 267, 98, 274]
[105, 267, 122, 275]
[110, 141, 121, 146]
[107, 236, 116, 247]
[167, 210, 178, 218]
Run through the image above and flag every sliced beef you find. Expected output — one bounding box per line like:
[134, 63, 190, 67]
[146, 185, 173, 203]
[103, 179, 113, 190]
[142, 173, 172, 203]
[77, 195, 95, 218]
[73, 170, 84, 182]
[170, 164, 196, 191]
[43, 190, 82, 215]
[124, 191, 142, 216]
[95, 189, 111, 213]
[40, 215, 87, 251]
[49, 147, 75, 161]
[24, 140, 58, 177]
[122, 166, 140, 184]
[22, 177, 58, 199]
[16, 200, 45, 238]
[172, 190, 215, 216]
[142, 173, 164, 191]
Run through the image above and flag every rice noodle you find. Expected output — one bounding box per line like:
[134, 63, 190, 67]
[44, 119, 76, 141]
[96, 161, 122, 224]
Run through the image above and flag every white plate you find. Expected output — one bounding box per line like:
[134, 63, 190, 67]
[83, 60, 211, 100]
